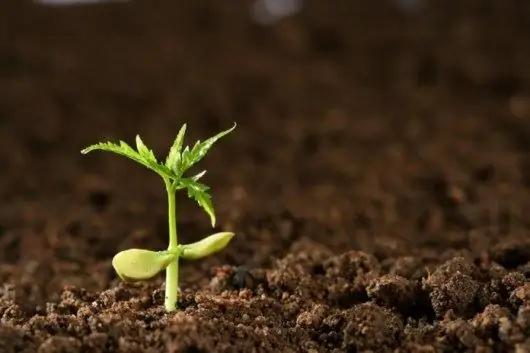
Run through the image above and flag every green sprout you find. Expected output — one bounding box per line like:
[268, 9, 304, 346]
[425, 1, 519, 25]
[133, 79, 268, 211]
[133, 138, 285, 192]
[81, 123, 237, 312]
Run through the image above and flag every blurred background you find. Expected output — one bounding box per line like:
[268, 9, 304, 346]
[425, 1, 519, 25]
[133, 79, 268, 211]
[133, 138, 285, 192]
[1, 0, 530, 301]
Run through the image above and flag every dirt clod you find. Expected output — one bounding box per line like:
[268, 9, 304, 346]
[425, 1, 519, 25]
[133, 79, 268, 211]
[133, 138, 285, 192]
[367, 274, 419, 315]
[321, 302, 403, 351]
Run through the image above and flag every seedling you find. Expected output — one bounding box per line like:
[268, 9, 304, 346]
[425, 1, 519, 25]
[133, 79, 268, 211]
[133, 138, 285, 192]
[81, 123, 237, 312]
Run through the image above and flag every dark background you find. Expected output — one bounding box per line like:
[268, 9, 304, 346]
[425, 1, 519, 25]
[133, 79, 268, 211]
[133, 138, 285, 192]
[1, 1, 530, 352]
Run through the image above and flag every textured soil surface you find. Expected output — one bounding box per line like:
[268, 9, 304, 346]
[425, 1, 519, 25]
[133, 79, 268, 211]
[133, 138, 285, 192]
[2, 1, 530, 352]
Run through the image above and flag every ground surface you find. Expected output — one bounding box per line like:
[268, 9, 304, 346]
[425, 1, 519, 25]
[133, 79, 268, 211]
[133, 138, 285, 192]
[1, 0, 530, 352]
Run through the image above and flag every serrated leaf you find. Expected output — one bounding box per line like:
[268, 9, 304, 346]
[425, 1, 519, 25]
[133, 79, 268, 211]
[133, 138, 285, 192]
[81, 139, 174, 180]
[135, 135, 157, 163]
[82, 140, 143, 163]
[179, 178, 215, 227]
[165, 123, 187, 173]
[181, 122, 236, 172]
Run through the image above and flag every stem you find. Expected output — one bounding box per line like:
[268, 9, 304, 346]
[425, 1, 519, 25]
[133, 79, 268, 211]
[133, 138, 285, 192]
[164, 178, 179, 312]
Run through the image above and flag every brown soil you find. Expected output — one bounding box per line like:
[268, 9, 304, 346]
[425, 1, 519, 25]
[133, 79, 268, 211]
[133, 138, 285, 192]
[2, 0, 530, 352]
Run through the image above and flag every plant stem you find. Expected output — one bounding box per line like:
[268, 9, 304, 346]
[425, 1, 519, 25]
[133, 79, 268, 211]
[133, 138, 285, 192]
[164, 179, 179, 312]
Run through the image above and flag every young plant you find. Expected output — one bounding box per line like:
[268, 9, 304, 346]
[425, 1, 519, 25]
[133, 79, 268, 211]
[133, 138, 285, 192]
[81, 123, 237, 312]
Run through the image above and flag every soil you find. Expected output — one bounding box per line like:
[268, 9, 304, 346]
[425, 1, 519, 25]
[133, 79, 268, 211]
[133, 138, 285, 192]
[1, 0, 530, 352]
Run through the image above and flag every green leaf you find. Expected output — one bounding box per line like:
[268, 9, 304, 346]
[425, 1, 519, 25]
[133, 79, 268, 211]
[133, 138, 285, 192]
[81, 138, 174, 180]
[179, 232, 235, 260]
[135, 135, 157, 162]
[181, 122, 236, 172]
[112, 249, 178, 282]
[179, 177, 216, 227]
[165, 123, 187, 174]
